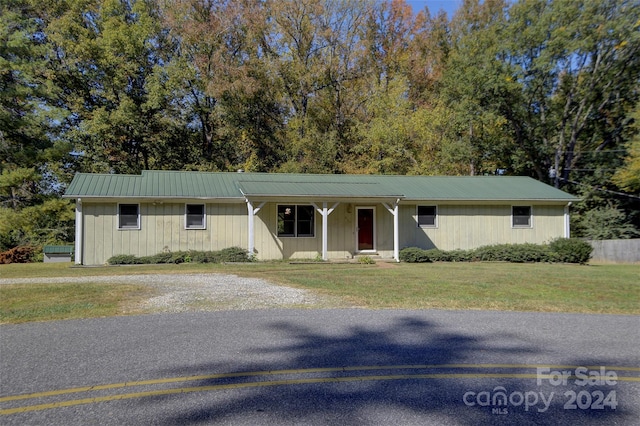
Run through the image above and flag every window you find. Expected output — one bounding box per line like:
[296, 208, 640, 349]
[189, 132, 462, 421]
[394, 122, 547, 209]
[185, 204, 206, 229]
[118, 204, 140, 229]
[512, 206, 532, 227]
[277, 205, 315, 237]
[417, 205, 437, 227]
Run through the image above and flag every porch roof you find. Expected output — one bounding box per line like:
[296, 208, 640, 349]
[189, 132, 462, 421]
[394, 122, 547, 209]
[237, 181, 403, 199]
[63, 170, 578, 202]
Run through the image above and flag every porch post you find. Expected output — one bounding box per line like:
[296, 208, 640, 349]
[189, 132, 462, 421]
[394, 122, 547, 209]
[393, 201, 399, 262]
[247, 200, 255, 255]
[382, 199, 400, 262]
[564, 202, 571, 238]
[322, 203, 328, 261]
[314, 202, 339, 261]
[246, 200, 265, 257]
[75, 198, 83, 265]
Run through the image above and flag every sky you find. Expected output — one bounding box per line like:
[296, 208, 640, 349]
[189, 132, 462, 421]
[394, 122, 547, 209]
[406, 0, 463, 18]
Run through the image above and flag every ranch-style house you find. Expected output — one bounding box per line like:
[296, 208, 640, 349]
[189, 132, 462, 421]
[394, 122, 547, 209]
[63, 171, 578, 265]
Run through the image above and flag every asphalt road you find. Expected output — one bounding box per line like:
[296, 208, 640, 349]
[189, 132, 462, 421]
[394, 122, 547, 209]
[1, 309, 639, 425]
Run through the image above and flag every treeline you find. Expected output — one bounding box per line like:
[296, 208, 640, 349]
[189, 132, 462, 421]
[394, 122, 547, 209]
[1, 0, 639, 253]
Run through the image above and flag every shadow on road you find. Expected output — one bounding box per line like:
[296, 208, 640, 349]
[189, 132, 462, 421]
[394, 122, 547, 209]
[148, 314, 634, 425]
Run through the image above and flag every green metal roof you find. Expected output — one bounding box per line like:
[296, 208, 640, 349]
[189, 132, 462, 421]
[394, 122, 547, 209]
[43, 245, 74, 254]
[238, 181, 403, 198]
[63, 170, 578, 202]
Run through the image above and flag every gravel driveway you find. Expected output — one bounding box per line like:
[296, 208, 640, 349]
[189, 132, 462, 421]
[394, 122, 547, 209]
[0, 274, 335, 313]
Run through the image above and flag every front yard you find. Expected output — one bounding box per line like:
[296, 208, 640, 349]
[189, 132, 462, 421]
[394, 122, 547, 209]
[0, 261, 638, 323]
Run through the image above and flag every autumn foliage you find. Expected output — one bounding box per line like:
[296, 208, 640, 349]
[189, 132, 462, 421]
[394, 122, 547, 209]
[1, 0, 639, 250]
[0, 246, 36, 264]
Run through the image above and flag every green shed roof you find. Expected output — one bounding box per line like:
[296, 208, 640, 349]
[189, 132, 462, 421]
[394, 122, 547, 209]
[63, 170, 578, 202]
[43, 245, 74, 254]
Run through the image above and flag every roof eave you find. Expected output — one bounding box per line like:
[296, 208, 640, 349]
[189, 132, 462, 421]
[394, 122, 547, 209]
[402, 197, 579, 203]
[240, 194, 405, 199]
[62, 195, 245, 202]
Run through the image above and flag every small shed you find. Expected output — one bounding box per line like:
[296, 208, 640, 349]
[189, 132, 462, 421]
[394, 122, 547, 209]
[43, 245, 74, 263]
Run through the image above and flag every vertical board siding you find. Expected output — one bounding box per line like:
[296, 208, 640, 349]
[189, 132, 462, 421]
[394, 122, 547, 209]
[82, 202, 247, 265]
[400, 204, 565, 251]
[82, 201, 567, 264]
[253, 203, 360, 260]
[254, 203, 320, 260]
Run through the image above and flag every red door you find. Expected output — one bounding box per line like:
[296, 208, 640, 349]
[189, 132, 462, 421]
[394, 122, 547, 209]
[357, 208, 374, 251]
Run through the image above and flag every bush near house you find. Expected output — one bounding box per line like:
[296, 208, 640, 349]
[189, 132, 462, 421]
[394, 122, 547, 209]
[107, 247, 251, 265]
[0, 245, 36, 264]
[400, 239, 593, 264]
[548, 238, 594, 264]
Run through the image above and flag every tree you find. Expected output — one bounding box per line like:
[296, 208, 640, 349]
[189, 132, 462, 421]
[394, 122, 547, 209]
[351, 77, 416, 174]
[364, 0, 414, 89]
[261, 0, 376, 173]
[575, 205, 639, 240]
[437, 0, 513, 175]
[0, 0, 77, 252]
[498, 0, 640, 184]
[158, 0, 275, 171]
[613, 103, 640, 193]
[407, 8, 450, 105]
[43, 0, 184, 174]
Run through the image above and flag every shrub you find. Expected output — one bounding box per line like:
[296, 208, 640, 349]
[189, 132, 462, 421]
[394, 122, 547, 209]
[399, 247, 432, 263]
[148, 252, 174, 263]
[549, 238, 593, 264]
[446, 249, 473, 262]
[400, 242, 589, 264]
[424, 249, 447, 262]
[473, 244, 511, 262]
[107, 247, 252, 265]
[218, 247, 250, 262]
[169, 251, 188, 264]
[473, 243, 553, 263]
[358, 255, 376, 264]
[107, 254, 141, 265]
[505, 244, 549, 263]
[0, 245, 36, 264]
[190, 251, 219, 263]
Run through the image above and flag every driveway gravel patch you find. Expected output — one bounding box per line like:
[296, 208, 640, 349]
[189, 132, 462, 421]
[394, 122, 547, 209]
[0, 274, 334, 313]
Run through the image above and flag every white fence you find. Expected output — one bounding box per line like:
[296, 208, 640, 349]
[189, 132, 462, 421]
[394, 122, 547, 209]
[588, 239, 640, 263]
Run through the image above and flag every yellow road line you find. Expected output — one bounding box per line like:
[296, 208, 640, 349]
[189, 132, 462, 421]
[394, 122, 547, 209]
[2, 363, 638, 403]
[3, 372, 639, 415]
[0, 373, 540, 415]
[2, 364, 638, 415]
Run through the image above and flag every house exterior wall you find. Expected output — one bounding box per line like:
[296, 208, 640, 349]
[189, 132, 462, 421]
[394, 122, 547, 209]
[82, 202, 247, 265]
[253, 203, 348, 260]
[398, 203, 566, 251]
[80, 200, 567, 264]
[251, 203, 394, 260]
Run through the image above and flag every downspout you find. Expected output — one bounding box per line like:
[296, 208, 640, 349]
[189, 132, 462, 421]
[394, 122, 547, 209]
[564, 202, 572, 238]
[75, 198, 83, 265]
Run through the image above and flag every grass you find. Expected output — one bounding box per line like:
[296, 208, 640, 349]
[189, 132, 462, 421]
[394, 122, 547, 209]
[0, 261, 638, 324]
[240, 262, 640, 314]
[0, 261, 227, 279]
[0, 282, 155, 324]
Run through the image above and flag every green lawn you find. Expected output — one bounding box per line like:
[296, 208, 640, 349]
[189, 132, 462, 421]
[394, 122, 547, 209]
[239, 262, 640, 314]
[0, 282, 154, 324]
[0, 261, 638, 324]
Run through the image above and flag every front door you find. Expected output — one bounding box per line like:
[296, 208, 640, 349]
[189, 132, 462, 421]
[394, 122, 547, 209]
[357, 207, 375, 252]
